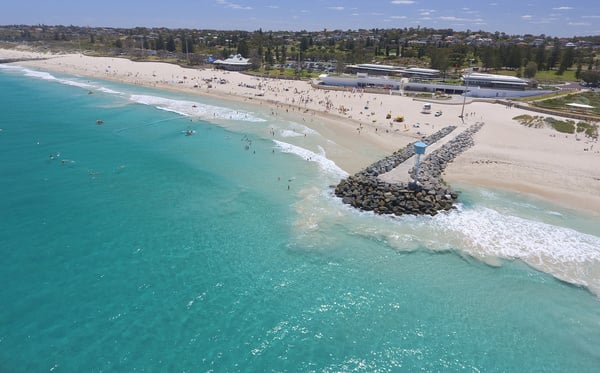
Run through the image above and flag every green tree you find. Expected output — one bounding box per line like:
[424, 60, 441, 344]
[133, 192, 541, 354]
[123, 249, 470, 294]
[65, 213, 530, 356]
[575, 62, 582, 80]
[523, 61, 538, 78]
[279, 44, 287, 66]
[448, 44, 468, 69]
[236, 39, 249, 57]
[479, 46, 498, 70]
[580, 70, 600, 85]
[506, 45, 522, 69]
[547, 42, 560, 70]
[300, 36, 309, 53]
[534, 44, 546, 70]
[166, 35, 176, 52]
[156, 33, 164, 50]
[557, 47, 574, 75]
[428, 47, 450, 73]
[265, 46, 275, 68]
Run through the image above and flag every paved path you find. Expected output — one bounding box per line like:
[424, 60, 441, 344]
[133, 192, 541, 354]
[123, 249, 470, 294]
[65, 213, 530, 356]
[378, 123, 465, 184]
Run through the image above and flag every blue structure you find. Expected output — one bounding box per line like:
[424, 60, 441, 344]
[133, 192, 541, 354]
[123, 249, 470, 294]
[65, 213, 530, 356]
[413, 141, 428, 184]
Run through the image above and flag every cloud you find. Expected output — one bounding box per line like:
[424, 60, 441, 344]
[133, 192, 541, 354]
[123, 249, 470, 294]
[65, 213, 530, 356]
[568, 22, 591, 26]
[439, 16, 470, 22]
[216, 0, 252, 10]
[521, 15, 533, 20]
[390, 1, 415, 4]
[328, 6, 345, 11]
[553, 6, 574, 10]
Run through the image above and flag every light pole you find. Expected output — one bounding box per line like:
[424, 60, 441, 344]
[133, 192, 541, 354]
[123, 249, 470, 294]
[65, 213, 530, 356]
[460, 70, 470, 123]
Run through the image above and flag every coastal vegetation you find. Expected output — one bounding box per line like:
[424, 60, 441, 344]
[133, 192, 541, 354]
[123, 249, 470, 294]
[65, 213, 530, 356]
[1, 24, 598, 85]
[513, 114, 599, 138]
[531, 91, 600, 117]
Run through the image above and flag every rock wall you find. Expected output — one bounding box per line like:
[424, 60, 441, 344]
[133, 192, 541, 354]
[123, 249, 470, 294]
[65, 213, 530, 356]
[334, 122, 484, 216]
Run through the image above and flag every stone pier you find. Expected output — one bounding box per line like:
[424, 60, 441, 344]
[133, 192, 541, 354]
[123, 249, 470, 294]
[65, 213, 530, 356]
[334, 122, 484, 216]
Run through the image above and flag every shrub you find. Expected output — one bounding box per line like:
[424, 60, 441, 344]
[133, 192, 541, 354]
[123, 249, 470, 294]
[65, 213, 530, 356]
[546, 118, 576, 134]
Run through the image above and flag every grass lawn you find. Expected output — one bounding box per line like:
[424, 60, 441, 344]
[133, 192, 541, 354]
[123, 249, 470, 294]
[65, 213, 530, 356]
[491, 69, 577, 83]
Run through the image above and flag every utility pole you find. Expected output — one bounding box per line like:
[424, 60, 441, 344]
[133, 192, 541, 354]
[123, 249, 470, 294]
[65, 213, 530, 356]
[185, 38, 189, 64]
[460, 69, 470, 123]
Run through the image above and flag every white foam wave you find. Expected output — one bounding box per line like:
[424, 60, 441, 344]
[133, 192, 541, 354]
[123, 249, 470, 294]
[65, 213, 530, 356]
[273, 140, 349, 179]
[433, 206, 600, 262]
[280, 129, 305, 138]
[23, 68, 58, 81]
[431, 206, 600, 290]
[59, 79, 94, 90]
[0, 64, 26, 71]
[97, 86, 123, 95]
[3, 65, 125, 95]
[129, 94, 265, 122]
[317, 145, 327, 157]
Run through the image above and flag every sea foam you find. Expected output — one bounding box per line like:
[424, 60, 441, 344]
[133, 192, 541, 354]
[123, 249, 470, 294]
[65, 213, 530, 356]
[4, 65, 125, 95]
[129, 94, 266, 122]
[4, 65, 265, 123]
[273, 139, 349, 179]
[432, 205, 600, 290]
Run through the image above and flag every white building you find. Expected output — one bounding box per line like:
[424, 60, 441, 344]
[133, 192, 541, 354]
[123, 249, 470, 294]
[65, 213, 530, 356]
[213, 54, 252, 71]
[462, 72, 528, 90]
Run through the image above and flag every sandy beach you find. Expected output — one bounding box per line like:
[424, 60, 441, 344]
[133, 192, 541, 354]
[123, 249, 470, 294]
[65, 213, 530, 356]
[3, 48, 600, 215]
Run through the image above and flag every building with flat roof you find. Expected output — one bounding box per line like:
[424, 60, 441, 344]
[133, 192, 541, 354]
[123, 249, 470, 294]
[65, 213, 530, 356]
[462, 72, 528, 90]
[212, 54, 252, 71]
[345, 63, 403, 76]
[344, 64, 440, 79]
[402, 67, 441, 79]
[318, 73, 405, 90]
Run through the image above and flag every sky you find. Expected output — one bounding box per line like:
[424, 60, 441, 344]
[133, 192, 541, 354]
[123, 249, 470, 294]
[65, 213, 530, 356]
[1, 0, 599, 38]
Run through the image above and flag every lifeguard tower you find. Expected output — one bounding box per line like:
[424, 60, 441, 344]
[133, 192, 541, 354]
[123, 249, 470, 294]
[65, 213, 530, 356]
[411, 141, 428, 187]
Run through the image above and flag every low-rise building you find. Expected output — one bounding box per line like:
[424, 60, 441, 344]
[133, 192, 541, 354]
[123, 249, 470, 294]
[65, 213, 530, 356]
[212, 54, 252, 71]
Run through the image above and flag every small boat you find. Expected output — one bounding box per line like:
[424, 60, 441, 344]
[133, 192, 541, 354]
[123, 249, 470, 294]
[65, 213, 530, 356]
[96, 120, 104, 125]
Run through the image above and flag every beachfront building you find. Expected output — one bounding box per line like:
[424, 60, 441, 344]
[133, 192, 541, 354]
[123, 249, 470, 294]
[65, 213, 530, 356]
[344, 64, 440, 79]
[462, 72, 529, 90]
[212, 54, 252, 71]
[318, 73, 405, 90]
[345, 63, 403, 76]
[401, 67, 441, 79]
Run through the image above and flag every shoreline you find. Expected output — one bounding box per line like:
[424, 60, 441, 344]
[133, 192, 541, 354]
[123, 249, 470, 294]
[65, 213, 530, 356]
[2, 48, 600, 216]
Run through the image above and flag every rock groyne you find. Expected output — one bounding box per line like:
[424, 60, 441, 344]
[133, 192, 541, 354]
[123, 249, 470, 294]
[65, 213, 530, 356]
[334, 122, 484, 216]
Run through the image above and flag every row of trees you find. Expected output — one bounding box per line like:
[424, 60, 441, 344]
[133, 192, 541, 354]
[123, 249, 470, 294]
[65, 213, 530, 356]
[2, 25, 597, 82]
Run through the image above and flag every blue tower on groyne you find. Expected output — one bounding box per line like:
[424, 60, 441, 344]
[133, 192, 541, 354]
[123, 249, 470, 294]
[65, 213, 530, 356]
[412, 141, 428, 185]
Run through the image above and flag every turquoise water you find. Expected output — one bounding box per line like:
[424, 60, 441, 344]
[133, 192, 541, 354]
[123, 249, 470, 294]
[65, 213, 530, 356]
[1, 65, 600, 372]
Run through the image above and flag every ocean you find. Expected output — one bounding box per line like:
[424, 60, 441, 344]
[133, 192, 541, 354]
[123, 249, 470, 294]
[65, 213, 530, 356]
[1, 64, 599, 372]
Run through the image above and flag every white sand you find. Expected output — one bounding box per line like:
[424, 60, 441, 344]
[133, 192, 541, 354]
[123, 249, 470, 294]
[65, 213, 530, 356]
[3, 49, 600, 215]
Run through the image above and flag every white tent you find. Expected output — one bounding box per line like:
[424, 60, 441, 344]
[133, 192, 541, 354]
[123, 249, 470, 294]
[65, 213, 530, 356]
[566, 103, 595, 109]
